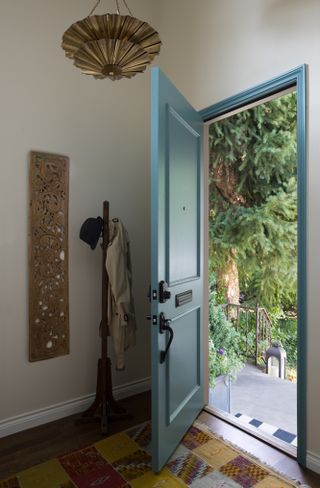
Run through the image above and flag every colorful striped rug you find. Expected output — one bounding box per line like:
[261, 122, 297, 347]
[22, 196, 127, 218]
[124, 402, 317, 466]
[0, 420, 306, 488]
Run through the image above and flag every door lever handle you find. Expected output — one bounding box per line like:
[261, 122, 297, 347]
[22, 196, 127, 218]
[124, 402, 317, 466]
[159, 312, 174, 364]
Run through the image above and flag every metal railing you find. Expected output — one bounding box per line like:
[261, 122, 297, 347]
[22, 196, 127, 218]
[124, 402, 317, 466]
[222, 303, 272, 365]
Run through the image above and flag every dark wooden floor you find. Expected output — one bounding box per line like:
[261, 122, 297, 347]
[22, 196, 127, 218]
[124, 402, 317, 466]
[0, 391, 319, 487]
[0, 391, 151, 480]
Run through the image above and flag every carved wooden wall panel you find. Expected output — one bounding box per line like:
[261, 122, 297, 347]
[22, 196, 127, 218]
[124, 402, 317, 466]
[29, 151, 69, 361]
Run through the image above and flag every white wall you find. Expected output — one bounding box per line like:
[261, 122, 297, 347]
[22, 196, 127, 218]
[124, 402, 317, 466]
[1, 0, 320, 466]
[0, 0, 154, 422]
[153, 0, 320, 461]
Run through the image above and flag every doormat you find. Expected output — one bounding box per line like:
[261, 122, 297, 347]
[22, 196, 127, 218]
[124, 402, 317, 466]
[0, 421, 307, 488]
[235, 413, 297, 447]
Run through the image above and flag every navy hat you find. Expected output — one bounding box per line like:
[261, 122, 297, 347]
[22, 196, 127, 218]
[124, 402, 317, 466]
[79, 216, 103, 250]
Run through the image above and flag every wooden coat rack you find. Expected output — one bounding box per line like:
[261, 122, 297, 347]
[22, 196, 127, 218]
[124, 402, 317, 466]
[78, 201, 129, 434]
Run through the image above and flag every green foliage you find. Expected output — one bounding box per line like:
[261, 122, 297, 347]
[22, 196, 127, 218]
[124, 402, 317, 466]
[209, 92, 297, 309]
[272, 319, 297, 369]
[209, 272, 297, 384]
[208, 289, 244, 388]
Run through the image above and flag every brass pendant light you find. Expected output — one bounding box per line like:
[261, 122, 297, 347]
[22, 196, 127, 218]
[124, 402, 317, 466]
[61, 0, 161, 81]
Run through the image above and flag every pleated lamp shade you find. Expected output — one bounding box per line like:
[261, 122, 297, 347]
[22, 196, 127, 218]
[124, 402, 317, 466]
[61, 12, 161, 80]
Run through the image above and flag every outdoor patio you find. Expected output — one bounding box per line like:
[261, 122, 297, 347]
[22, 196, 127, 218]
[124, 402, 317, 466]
[230, 363, 297, 436]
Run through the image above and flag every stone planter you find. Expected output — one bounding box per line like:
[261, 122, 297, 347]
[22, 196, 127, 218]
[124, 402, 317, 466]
[209, 374, 231, 413]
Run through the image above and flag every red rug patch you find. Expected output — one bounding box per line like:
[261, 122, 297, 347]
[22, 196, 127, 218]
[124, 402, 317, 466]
[58, 446, 127, 487]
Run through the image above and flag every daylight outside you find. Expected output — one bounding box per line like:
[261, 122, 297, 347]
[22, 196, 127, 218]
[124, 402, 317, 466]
[208, 92, 298, 449]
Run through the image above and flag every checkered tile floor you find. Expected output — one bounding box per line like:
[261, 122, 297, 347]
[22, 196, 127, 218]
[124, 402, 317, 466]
[235, 413, 297, 447]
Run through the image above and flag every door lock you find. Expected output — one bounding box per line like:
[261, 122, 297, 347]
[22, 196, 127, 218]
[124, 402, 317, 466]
[159, 312, 174, 364]
[159, 280, 171, 303]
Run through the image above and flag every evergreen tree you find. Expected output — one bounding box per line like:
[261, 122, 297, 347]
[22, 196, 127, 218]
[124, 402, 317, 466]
[209, 92, 297, 309]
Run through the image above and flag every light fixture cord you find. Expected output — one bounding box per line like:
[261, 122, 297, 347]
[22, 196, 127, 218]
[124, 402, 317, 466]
[88, 0, 101, 16]
[122, 0, 133, 16]
[115, 0, 133, 16]
[87, 0, 133, 17]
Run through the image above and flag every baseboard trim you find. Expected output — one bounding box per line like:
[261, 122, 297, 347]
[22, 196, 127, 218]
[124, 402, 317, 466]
[0, 376, 151, 439]
[113, 377, 151, 400]
[306, 450, 320, 474]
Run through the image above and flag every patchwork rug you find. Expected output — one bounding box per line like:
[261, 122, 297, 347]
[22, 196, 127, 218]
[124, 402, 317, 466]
[235, 413, 297, 447]
[0, 420, 304, 488]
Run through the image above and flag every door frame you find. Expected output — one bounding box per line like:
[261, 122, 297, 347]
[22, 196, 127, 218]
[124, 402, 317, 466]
[199, 65, 307, 466]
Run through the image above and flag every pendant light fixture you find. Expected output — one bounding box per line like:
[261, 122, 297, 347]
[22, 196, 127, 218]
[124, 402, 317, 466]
[61, 0, 161, 81]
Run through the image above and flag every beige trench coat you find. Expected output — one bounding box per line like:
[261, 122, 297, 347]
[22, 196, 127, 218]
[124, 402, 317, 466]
[106, 219, 136, 370]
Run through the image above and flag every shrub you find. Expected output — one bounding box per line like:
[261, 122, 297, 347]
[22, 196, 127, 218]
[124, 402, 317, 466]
[208, 291, 244, 388]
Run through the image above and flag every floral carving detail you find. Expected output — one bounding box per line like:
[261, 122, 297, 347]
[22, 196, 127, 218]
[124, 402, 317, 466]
[29, 152, 69, 361]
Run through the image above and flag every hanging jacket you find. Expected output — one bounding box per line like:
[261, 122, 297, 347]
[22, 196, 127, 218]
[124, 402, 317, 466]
[106, 219, 136, 370]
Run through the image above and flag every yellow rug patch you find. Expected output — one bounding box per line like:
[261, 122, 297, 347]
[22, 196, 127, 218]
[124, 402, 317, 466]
[18, 459, 72, 488]
[193, 437, 237, 469]
[130, 468, 185, 488]
[95, 431, 140, 463]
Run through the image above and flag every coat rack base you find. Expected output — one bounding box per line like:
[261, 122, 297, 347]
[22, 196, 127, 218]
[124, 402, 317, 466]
[76, 358, 132, 435]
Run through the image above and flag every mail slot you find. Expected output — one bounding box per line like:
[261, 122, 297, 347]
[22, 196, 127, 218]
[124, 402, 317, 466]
[175, 290, 193, 307]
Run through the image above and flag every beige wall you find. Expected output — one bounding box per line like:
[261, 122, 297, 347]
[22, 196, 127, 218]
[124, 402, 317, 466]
[1, 0, 319, 463]
[153, 0, 320, 458]
[0, 0, 154, 421]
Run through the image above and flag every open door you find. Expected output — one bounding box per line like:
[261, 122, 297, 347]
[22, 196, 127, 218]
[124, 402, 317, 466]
[151, 67, 204, 472]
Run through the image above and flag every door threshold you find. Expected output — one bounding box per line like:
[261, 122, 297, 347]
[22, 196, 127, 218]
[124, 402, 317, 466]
[204, 404, 297, 459]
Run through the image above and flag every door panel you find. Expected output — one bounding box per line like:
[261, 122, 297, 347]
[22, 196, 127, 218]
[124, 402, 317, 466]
[151, 67, 204, 472]
[167, 308, 201, 423]
[167, 105, 201, 284]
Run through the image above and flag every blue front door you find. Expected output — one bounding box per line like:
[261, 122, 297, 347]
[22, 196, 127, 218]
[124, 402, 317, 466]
[151, 67, 204, 472]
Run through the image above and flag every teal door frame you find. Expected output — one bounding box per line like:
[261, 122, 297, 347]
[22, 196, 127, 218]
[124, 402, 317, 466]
[199, 65, 307, 466]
